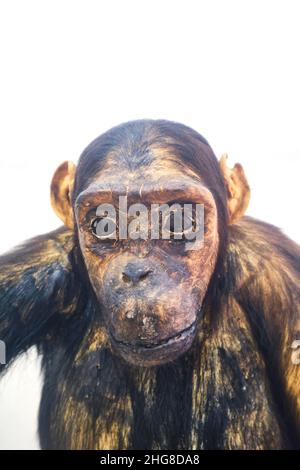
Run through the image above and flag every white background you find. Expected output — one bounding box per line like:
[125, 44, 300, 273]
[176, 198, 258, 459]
[0, 0, 299, 449]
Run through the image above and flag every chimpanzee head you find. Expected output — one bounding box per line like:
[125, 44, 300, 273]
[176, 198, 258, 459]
[50, 120, 250, 366]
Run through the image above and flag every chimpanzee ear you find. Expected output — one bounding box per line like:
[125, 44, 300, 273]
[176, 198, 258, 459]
[50, 161, 77, 229]
[220, 154, 250, 224]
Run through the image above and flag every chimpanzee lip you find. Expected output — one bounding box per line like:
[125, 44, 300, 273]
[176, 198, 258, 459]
[110, 321, 196, 351]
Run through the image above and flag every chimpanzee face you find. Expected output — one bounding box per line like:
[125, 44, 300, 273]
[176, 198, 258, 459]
[51, 122, 250, 367]
[74, 149, 219, 367]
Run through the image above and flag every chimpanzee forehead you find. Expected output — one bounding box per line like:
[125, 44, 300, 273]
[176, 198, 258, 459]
[74, 167, 215, 211]
[72, 120, 219, 205]
[92, 142, 202, 183]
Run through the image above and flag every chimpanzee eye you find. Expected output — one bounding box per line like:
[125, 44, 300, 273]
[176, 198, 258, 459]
[90, 217, 117, 240]
[161, 208, 195, 241]
[91, 218, 100, 234]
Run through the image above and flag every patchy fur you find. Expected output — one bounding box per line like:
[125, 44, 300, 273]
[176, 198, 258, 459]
[1, 217, 299, 449]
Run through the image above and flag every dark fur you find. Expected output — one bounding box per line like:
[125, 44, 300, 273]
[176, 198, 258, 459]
[1, 120, 300, 449]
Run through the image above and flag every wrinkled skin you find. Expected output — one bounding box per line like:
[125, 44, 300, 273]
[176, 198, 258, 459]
[75, 156, 219, 367]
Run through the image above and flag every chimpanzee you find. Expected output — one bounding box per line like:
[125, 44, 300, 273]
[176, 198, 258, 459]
[1, 119, 300, 449]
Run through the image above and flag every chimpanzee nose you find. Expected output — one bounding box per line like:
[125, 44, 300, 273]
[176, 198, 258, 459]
[122, 262, 152, 284]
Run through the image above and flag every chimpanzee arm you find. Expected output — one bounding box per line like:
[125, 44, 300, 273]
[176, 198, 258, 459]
[230, 216, 300, 445]
[0, 227, 77, 373]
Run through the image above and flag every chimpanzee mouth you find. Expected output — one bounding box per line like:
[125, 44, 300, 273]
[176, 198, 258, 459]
[110, 321, 196, 351]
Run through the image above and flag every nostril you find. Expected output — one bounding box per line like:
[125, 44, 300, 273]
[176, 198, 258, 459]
[122, 267, 153, 284]
[139, 270, 152, 281]
[122, 272, 132, 284]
